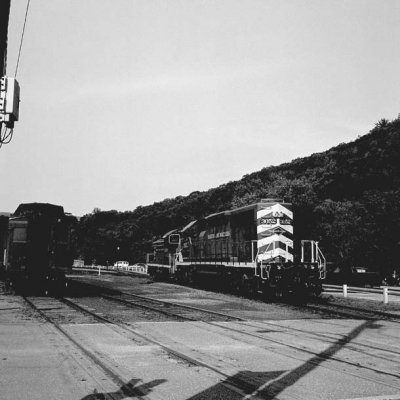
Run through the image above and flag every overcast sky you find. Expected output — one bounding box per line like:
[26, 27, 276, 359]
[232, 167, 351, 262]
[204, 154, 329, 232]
[1, 0, 399, 216]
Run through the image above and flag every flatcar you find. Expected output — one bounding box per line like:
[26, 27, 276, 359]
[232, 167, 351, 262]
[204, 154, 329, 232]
[3, 203, 76, 294]
[147, 199, 326, 298]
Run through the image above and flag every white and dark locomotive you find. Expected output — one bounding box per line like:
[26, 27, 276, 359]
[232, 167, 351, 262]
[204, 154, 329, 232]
[148, 199, 326, 297]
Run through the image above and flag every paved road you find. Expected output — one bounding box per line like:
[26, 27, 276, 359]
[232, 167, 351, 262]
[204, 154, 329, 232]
[1, 276, 400, 400]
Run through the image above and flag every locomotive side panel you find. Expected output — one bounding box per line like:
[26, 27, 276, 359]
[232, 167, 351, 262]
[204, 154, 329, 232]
[182, 207, 257, 264]
[230, 207, 257, 263]
[202, 212, 231, 262]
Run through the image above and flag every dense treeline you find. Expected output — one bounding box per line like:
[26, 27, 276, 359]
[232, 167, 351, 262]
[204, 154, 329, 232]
[76, 117, 400, 276]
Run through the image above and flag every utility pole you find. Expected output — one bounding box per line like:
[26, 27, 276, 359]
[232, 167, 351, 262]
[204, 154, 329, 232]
[0, 0, 12, 75]
[1, 0, 20, 145]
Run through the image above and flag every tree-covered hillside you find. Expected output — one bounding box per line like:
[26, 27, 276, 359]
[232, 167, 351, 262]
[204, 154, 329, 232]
[77, 117, 400, 276]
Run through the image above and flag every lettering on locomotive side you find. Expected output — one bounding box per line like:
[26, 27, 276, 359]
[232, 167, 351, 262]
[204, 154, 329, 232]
[207, 231, 230, 239]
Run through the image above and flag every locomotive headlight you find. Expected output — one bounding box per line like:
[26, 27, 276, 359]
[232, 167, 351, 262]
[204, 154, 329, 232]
[277, 265, 282, 270]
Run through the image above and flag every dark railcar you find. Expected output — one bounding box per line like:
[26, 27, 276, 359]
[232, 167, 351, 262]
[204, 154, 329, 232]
[0, 215, 9, 274]
[4, 203, 76, 294]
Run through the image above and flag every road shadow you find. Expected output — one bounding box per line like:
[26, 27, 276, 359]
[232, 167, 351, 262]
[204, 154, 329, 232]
[80, 319, 380, 399]
[80, 377, 166, 399]
[188, 319, 380, 399]
[187, 370, 287, 399]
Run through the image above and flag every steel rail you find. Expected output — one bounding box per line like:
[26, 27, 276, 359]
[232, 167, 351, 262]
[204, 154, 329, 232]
[91, 289, 400, 387]
[59, 296, 264, 399]
[102, 292, 245, 322]
[110, 290, 400, 383]
[71, 279, 244, 321]
[241, 317, 400, 363]
[111, 286, 400, 322]
[22, 296, 150, 400]
[66, 293, 400, 392]
[66, 279, 400, 388]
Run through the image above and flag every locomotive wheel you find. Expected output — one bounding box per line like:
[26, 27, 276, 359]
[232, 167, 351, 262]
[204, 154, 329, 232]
[314, 284, 322, 297]
[262, 285, 274, 302]
[274, 286, 284, 299]
[239, 274, 254, 297]
[5, 279, 12, 292]
[179, 270, 192, 285]
[187, 270, 194, 285]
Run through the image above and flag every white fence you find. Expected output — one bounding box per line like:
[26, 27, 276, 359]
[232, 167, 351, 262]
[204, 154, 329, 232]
[72, 262, 148, 275]
[324, 284, 400, 304]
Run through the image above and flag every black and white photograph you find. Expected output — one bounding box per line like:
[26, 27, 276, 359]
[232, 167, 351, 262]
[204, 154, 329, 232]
[1, 1, 400, 399]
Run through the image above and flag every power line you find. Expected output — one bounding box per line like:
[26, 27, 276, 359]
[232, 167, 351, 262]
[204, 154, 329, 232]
[14, 0, 31, 78]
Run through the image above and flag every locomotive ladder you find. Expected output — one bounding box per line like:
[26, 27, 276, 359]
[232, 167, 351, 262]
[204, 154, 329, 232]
[301, 240, 326, 279]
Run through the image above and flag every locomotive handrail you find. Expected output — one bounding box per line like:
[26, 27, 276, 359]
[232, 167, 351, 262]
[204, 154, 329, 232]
[254, 245, 260, 277]
[301, 240, 327, 280]
[251, 240, 258, 263]
[254, 263, 260, 277]
[260, 262, 270, 280]
[317, 244, 326, 279]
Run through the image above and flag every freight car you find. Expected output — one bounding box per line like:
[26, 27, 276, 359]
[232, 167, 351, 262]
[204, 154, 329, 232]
[147, 199, 326, 298]
[3, 203, 76, 294]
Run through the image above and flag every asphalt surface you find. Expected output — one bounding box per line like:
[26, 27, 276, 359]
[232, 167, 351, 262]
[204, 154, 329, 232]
[1, 275, 400, 400]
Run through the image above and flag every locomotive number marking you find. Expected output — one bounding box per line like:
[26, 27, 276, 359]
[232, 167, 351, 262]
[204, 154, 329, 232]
[260, 218, 277, 225]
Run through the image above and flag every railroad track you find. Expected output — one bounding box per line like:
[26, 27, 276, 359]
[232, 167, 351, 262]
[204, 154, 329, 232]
[23, 289, 400, 398]
[104, 291, 400, 379]
[101, 292, 244, 322]
[22, 296, 152, 400]
[108, 291, 400, 396]
[300, 300, 400, 321]
[60, 279, 400, 396]
[103, 286, 400, 323]
[22, 295, 265, 399]
[69, 288, 400, 391]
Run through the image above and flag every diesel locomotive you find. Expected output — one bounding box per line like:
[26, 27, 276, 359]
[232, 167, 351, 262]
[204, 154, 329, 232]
[147, 199, 326, 298]
[2, 203, 76, 294]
